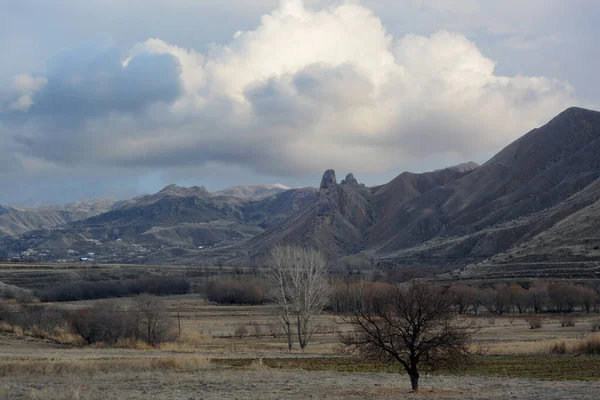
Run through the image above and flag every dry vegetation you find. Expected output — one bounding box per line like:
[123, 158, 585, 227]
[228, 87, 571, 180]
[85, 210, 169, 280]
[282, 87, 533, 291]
[1, 263, 600, 398]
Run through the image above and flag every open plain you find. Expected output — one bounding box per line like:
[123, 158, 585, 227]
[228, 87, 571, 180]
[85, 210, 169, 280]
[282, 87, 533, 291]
[2, 289, 600, 399]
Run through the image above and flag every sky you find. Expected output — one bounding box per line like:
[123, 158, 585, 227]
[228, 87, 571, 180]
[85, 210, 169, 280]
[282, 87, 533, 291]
[1, 0, 599, 206]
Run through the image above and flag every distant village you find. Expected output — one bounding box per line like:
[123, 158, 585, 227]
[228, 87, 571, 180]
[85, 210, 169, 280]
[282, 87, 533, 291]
[5, 234, 218, 265]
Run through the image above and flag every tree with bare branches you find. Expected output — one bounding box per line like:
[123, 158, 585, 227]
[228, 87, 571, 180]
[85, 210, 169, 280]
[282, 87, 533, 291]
[340, 281, 476, 391]
[267, 245, 329, 350]
[133, 294, 175, 347]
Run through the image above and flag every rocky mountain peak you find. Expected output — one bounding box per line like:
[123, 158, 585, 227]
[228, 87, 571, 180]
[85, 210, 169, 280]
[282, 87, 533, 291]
[341, 173, 358, 185]
[320, 169, 337, 190]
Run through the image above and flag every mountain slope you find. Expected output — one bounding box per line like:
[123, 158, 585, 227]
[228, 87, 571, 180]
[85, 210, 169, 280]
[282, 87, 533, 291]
[214, 184, 290, 200]
[369, 107, 600, 265]
[0, 200, 116, 237]
[4, 107, 600, 277]
[0, 184, 317, 263]
[234, 171, 372, 262]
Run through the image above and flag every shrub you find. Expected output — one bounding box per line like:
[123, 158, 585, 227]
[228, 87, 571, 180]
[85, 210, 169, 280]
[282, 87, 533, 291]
[591, 319, 600, 333]
[70, 296, 175, 347]
[250, 322, 263, 337]
[268, 322, 284, 338]
[0, 304, 74, 343]
[526, 315, 543, 329]
[203, 280, 264, 305]
[573, 334, 600, 355]
[69, 301, 138, 345]
[0, 282, 35, 302]
[560, 315, 576, 327]
[234, 324, 248, 339]
[549, 341, 567, 354]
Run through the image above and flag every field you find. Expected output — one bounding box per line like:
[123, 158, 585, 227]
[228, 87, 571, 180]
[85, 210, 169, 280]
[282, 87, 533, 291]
[1, 263, 600, 398]
[1, 292, 600, 399]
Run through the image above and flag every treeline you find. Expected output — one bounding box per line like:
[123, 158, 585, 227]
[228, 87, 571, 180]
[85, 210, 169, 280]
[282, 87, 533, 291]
[449, 282, 598, 315]
[35, 277, 190, 302]
[201, 280, 265, 305]
[329, 281, 600, 315]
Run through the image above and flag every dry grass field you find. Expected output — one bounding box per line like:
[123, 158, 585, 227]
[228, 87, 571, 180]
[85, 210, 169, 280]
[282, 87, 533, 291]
[1, 294, 600, 399]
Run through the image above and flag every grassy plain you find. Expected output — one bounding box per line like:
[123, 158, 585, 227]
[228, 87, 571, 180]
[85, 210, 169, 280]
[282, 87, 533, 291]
[1, 263, 600, 398]
[1, 294, 600, 399]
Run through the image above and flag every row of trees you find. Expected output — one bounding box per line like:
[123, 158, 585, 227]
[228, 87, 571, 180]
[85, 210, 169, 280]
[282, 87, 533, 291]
[449, 282, 599, 315]
[202, 280, 264, 305]
[35, 277, 190, 302]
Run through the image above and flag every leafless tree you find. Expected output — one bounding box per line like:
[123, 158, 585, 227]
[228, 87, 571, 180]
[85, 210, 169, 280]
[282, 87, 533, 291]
[448, 284, 478, 314]
[133, 294, 175, 347]
[579, 286, 597, 314]
[526, 282, 549, 313]
[340, 281, 476, 391]
[267, 245, 329, 350]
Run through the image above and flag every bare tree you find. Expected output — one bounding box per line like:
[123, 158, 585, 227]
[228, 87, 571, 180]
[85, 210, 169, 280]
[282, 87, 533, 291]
[526, 282, 549, 313]
[133, 294, 175, 347]
[267, 246, 329, 350]
[448, 284, 478, 314]
[341, 281, 476, 391]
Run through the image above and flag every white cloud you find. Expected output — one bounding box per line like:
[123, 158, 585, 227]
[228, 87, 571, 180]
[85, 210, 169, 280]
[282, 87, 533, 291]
[4, 0, 577, 178]
[9, 73, 47, 111]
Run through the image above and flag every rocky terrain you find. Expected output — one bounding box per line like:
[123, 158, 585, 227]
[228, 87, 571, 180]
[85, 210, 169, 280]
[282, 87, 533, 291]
[3, 107, 600, 278]
[0, 200, 116, 237]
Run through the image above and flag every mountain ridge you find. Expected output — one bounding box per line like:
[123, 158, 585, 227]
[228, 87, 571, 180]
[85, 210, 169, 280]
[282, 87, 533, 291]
[3, 107, 600, 279]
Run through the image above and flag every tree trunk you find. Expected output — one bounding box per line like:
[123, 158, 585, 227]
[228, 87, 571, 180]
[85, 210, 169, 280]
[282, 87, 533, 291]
[409, 372, 419, 391]
[286, 320, 293, 351]
[297, 315, 305, 350]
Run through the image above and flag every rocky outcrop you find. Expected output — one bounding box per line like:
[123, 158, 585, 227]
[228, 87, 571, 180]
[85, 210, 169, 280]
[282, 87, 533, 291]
[320, 169, 337, 190]
[341, 173, 358, 185]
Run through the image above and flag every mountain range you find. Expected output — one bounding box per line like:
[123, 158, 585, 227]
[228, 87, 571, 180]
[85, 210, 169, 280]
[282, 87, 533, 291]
[2, 107, 600, 279]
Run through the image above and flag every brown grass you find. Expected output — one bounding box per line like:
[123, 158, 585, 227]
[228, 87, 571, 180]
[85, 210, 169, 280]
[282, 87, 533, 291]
[573, 333, 600, 354]
[0, 356, 212, 377]
[0, 322, 84, 346]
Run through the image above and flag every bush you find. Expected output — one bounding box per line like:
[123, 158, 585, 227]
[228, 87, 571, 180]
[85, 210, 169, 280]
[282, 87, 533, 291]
[234, 324, 248, 338]
[70, 295, 175, 347]
[69, 301, 138, 345]
[573, 334, 600, 355]
[591, 319, 600, 333]
[560, 315, 576, 327]
[203, 280, 264, 305]
[526, 315, 543, 329]
[549, 341, 567, 354]
[0, 282, 35, 303]
[0, 304, 72, 341]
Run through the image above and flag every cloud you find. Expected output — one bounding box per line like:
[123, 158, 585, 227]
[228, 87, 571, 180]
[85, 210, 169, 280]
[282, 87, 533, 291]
[29, 35, 183, 117]
[2, 0, 577, 180]
[9, 74, 47, 111]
